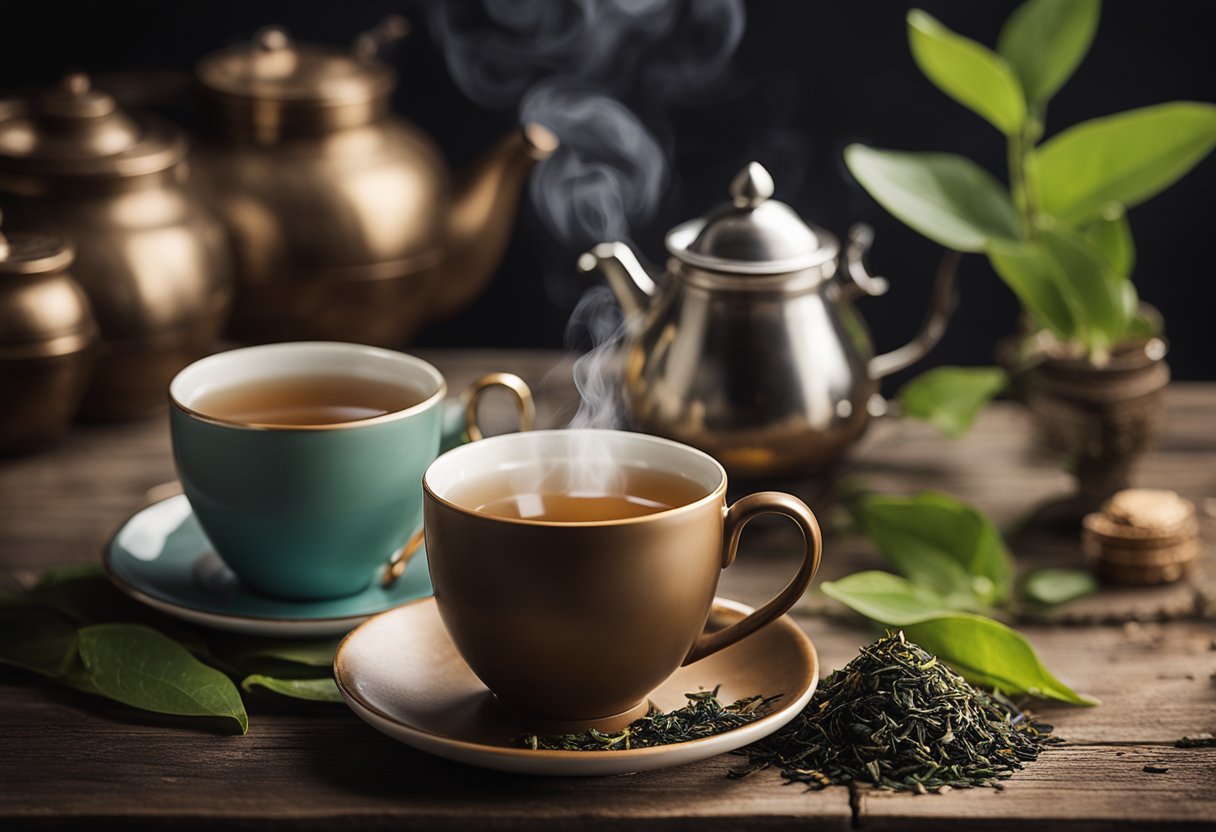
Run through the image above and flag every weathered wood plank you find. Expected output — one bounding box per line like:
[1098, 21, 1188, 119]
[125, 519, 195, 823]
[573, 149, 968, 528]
[856, 745, 1216, 831]
[0, 352, 1213, 829]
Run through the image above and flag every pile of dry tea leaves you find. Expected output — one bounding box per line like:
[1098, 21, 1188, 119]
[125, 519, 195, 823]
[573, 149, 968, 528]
[732, 631, 1058, 793]
[518, 687, 781, 751]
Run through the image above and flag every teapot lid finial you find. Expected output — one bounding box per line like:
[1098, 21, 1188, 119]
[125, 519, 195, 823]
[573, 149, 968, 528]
[666, 161, 832, 275]
[729, 162, 775, 209]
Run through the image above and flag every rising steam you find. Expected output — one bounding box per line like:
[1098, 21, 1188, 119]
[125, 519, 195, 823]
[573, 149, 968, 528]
[430, 0, 745, 491]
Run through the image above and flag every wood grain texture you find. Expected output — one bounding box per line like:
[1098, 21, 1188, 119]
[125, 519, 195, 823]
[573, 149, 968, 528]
[1, 350, 1213, 830]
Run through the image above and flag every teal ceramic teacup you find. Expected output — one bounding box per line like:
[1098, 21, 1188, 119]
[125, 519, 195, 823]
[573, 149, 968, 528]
[169, 342, 533, 601]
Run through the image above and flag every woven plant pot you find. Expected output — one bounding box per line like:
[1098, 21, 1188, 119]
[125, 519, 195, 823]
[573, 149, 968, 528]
[1023, 337, 1169, 506]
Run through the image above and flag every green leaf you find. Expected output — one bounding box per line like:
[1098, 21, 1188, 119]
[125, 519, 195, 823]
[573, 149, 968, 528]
[823, 573, 1096, 705]
[1032, 102, 1216, 224]
[0, 605, 79, 678]
[1085, 207, 1136, 279]
[1037, 222, 1130, 351]
[821, 571, 954, 625]
[845, 145, 1020, 252]
[898, 366, 1009, 438]
[988, 224, 1130, 353]
[902, 615, 1098, 705]
[997, 0, 1100, 105]
[241, 675, 343, 703]
[1023, 568, 1099, 606]
[987, 239, 1077, 340]
[34, 563, 107, 590]
[76, 624, 248, 734]
[908, 9, 1026, 134]
[847, 491, 1013, 605]
[209, 636, 338, 669]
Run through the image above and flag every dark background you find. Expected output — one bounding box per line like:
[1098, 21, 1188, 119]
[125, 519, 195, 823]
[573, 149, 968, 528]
[3, 0, 1214, 383]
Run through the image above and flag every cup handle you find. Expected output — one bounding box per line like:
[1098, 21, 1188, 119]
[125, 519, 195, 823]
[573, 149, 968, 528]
[681, 492, 823, 666]
[461, 372, 536, 441]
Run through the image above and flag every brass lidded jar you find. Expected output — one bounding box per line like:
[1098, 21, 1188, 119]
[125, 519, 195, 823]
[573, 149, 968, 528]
[0, 216, 97, 452]
[0, 74, 232, 420]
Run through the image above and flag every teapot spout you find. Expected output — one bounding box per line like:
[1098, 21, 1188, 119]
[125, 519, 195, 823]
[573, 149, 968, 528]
[576, 242, 658, 318]
[430, 123, 559, 324]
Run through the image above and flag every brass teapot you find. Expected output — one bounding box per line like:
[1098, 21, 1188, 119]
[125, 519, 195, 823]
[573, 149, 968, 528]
[580, 162, 957, 479]
[193, 19, 558, 345]
[0, 74, 232, 420]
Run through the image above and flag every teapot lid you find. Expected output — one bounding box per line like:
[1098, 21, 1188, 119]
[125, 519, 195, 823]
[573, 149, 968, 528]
[0, 73, 184, 180]
[0, 212, 74, 275]
[197, 23, 401, 108]
[665, 162, 834, 275]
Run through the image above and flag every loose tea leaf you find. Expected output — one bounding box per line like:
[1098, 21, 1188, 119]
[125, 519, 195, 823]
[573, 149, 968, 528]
[77, 624, 249, 734]
[733, 632, 1059, 792]
[1175, 735, 1216, 749]
[1022, 568, 1098, 606]
[518, 688, 780, 751]
[241, 674, 343, 703]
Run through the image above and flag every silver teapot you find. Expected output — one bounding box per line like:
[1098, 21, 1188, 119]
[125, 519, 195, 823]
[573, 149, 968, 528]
[579, 162, 957, 478]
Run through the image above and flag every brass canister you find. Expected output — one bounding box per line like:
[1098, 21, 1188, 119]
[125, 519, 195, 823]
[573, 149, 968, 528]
[0, 219, 97, 452]
[0, 74, 232, 420]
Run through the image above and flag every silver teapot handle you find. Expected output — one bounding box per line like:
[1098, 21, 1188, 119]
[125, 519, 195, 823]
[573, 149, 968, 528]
[843, 224, 960, 380]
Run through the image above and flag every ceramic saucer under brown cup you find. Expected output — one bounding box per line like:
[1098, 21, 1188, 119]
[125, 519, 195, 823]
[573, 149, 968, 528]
[422, 429, 823, 730]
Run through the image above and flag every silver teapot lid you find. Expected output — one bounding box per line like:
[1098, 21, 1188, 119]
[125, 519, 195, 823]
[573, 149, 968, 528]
[665, 162, 833, 275]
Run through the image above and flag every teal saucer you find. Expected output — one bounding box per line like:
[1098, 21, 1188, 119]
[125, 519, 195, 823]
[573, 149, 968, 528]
[103, 494, 433, 637]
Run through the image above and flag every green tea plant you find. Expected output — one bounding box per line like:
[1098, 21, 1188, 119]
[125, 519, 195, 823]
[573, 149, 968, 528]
[845, 0, 1216, 431]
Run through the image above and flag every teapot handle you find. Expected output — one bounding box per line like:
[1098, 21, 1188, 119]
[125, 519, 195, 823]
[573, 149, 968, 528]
[844, 224, 961, 380]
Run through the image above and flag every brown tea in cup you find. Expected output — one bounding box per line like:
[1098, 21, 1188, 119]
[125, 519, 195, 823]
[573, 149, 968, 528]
[193, 374, 426, 427]
[452, 465, 707, 522]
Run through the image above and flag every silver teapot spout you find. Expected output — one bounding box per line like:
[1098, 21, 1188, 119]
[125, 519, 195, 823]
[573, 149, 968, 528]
[577, 242, 659, 317]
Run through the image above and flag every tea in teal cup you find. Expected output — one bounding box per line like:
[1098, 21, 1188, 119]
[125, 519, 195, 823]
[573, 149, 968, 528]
[169, 342, 533, 601]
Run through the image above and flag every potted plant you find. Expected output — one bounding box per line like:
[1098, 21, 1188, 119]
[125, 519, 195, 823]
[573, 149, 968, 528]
[844, 0, 1216, 506]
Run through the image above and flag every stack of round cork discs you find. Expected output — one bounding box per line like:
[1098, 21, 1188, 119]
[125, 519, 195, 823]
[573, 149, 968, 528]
[1082, 489, 1200, 585]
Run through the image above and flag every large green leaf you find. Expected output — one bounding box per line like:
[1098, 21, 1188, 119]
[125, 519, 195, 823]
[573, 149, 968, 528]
[1085, 208, 1136, 279]
[820, 571, 955, 624]
[987, 224, 1129, 352]
[987, 240, 1077, 340]
[1032, 102, 1216, 224]
[907, 9, 1026, 135]
[997, 0, 1100, 105]
[77, 624, 248, 734]
[822, 572, 1095, 705]
[903, 616, 1097, 705]
[1038, 222, 1130, 351]
[847, 491, 1013, 605]
[845, 145, 1020, 252]
[897, 366, 1009, 438]
[241, 675, 343, 703]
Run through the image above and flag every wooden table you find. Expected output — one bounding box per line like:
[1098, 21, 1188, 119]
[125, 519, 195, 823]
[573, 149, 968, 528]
[2, 350, 1214, 831]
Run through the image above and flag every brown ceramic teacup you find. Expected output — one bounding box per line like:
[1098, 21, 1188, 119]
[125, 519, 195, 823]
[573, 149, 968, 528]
[422, 429, 822, 727]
